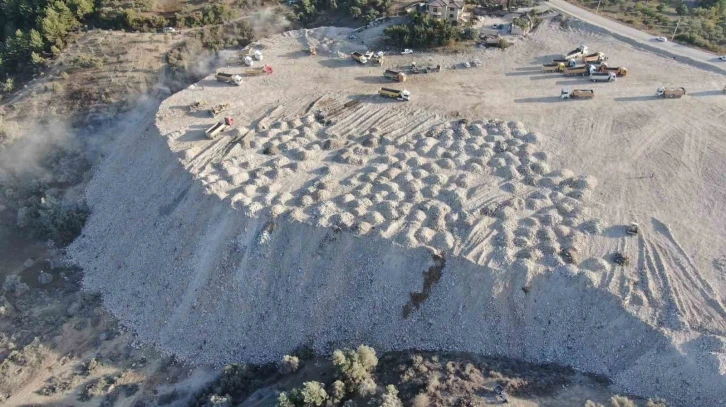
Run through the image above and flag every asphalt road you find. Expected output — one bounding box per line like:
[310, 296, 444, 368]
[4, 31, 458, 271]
[547, 0, 726, 74]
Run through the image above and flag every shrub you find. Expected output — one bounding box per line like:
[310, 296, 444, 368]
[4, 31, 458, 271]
[280, 355, 300, 374]
[646, 398, 668, 407]
[610, 395, 637, 407]
[301, 381, 328, 406]
[379, 385, 403, 407]
[71, 54, 104, 69]
[332, 345, 379, 397]
[329, 380, 346, 404]
[676, 3, 689, 15]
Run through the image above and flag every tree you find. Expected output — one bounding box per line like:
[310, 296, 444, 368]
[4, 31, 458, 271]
[300, 381, 328, 406]
[349, 6, 362, 17]
[676, 3, 689, 15]
[379, 385, 403, 407]
[656, 3, 665, 12]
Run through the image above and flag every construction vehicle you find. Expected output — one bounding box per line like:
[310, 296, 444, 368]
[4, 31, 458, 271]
[597, 63, 628, 77]
[627, 222, 639, 236]
[205, 117, 234, 139]
[542, 62, 565, 72]
[564, 65, 593, 76]
[215, 72, 243, 86]
[351, 52, 368, 64]
[251, 50, 263, 61]
[209, 103, 230, 117]
[582, 52, 607, 63]
[472, 59, 482, 67]
[308, 46, 317, 55]
[656, 87, 686, 98]
[243, 56, 254, 66]
[245, 65, 273, 76]
[561, 88, 594, 99]
[371, 53, 384, 65]
[383, 69, 407, 82]
[553, 58, 577, 67]
[590, 72, 616, 82]
[189, 101, 208, 112]
[378, 87, 410, 101]
[565, 45, 588, 59]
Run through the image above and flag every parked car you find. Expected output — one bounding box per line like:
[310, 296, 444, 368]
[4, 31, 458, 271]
[655, 36, 668, 42]
[349, 34, 357, 40]
[464, 62, 471, 68]
[719, 55, 726, 61]
[401, 49, 413, 54]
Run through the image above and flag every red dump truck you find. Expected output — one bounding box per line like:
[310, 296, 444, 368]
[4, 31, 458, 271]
[205, 117, 234, 139]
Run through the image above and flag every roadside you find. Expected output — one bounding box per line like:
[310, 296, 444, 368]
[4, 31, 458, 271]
[549, 0, 726, 75]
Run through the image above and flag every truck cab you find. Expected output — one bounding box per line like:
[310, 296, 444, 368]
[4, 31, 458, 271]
[378, 88, 410, 101]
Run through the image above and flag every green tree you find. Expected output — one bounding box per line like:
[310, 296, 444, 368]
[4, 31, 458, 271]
[656, 3, 665, 12]
[676, 3, 689, 15]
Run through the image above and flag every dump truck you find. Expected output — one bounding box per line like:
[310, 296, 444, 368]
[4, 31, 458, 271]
[590, 72, 616, 82]
[371, 54, 384, 65]
[215, 72, 243, 86]
[542, 62, 565, 73]
[553, 58, 577, 67]
[561, 88, 594, 99]
[351, 52, 368, 64]
[582, 52, 607, 63]
[565, 45, 588, 59]
[205, 117, 234, 140]
[597, 63, 628, 77]
[656, 87, 686, 98]
[564, 65, 593, 76]
[245, 65, 273, 76]
[383, 69, 407, 82]
[378, 87, 410, 101]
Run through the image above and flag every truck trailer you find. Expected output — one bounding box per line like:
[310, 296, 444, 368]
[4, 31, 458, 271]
[597, 64, 628, 77]
[656, 87, 686, 98]
[542, 62, 565, 73]
[582, 52, 607, 63]
[378, 88, 410, 101]
[383, 69, 407, 82]
[590, 72, 616, 82]
[564, 65, 593, 76]
[215, 72, 243, 86]
[205, 117, 234, 139]
[561, 88, 594, 99]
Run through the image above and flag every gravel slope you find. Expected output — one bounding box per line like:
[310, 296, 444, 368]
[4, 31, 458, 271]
[69, 19, 726, 406]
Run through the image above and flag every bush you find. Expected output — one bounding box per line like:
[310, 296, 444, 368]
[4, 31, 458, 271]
[610, 395, 637, 407]
[301, 382, 328, 406]
[646, 398, 669, 407]
[71, 54, 104, 69]
[379, 385, 402, 407]
[329, 380, 346, 404]
[280, 355, 300, 374]
[676, 3, 689, 15]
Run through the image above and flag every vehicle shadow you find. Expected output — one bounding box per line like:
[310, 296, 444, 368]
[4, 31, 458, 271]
[529, 75, 558, 80]
[613, 95, 654, 102]
[505, 71, 539, 76]
[530, 54, 561, 64]
[349, 94, 404, 104]
[690, 90, 723, 97]
[514, 66, 540, 71]
[280, 50, 309, 59]
[355, 76, 390, 84]
[318, 59, 353, 68]
[513, 96, 561, 103]
[555, 79, 588, 85]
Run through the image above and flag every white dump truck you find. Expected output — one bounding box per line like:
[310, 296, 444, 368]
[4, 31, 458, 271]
[656, 87, 686, 98]
[561, 88, 594, 99]
[565, 45, 588, 60]
[215, 72, 243, 86]
[378, 88, 410, 101]
[590, 72, 616, 82]
[205, 117, 235, 139]
[351, 52, 368, 64]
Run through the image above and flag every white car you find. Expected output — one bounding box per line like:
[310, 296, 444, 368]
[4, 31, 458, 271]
[464, 62, 471, 68]
[655, 36, 668, 42]
[401, 49, 413, 55]
[719, 55, 726, 61]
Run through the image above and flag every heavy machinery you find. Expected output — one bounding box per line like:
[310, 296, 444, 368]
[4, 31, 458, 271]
[564, 64, 593, 76]
[245, 65, 273, 76]
[656, 87, 686, 98]
[205, 117, 234, 139]
[215, 72, 243, 86]
[410, 62, 441, 74]
[582, 52, 607, 63]
[627, 222, 639, 236]
[597, 63, 628, 77]
[308, 46, 317, 55]
[351, 52, 368, 64]
[542, 62, 565, 72]
[561, 88, 594, 99]
[378, 88, 410, 101]
[553, 58, 577, 67]
[383, 69, 407, 82]
[209, 103, 230, 117]
[590, 72, 616, 82]
[565, 45, 588, 60]
[189, 101, 207, 112]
